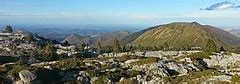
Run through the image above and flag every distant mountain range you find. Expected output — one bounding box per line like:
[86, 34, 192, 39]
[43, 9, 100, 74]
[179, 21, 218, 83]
[16, 28, 119, 42]
[3, 23, 240, 50]
[122, 22, 240, 49]
[0, 25, 144, 41]
[63, 31, 131, 47]
[229, 29, 240, 38]
[62, 34, 93, 46]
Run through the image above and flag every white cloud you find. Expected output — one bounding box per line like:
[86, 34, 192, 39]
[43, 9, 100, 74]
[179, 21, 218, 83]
[201, 2, 240, 10]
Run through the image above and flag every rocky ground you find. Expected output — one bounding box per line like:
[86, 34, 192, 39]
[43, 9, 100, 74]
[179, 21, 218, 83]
[2, 50, 240, 84]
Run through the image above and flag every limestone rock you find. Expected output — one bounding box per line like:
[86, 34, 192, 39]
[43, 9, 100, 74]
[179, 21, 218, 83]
[18, 70, 36, 82]
[165, 62, 188, 74]
[15, 80, 24, 84]
[208, 75, 231, 82]
[203, 54, 240, 68]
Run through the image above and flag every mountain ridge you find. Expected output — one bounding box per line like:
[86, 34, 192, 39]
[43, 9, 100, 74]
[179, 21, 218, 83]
[123, 22, 240, 50]
[63, 31, 131, 47]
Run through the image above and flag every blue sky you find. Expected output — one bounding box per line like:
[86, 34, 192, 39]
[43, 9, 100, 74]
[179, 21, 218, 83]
[1, 0, 240, 27]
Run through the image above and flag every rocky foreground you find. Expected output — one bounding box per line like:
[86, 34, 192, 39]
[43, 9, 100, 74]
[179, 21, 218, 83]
[2, 50, 240, 84]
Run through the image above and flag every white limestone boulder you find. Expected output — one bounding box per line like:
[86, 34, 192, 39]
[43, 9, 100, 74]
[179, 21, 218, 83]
[18, 70, 36, 82]
[165, 62, 188, 74]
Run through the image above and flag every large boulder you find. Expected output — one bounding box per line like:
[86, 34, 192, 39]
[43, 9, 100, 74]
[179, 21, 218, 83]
[150, 68, 169, 77]
[18, 70, 36, 82]
[207, 75, 232, 82]
[203, 53, 240, 68]
[165, 62, 188, 75]
[15, 80, 24, 84]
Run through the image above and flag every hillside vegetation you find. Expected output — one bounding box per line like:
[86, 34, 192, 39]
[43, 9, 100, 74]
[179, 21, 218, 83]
[125, 22, 240, 51]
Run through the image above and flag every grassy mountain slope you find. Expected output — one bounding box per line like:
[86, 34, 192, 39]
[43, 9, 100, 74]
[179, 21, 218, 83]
[205, 25, 240, 46]
[121, 26, 160, 44]
[128, 22, 240, 50]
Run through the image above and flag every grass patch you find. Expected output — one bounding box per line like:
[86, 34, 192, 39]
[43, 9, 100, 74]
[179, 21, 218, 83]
[7, 64, 28, 80]
[231, 75, 240, 82]
[169, 69, 223, 83]
[117, 55, 141, 62]
[56, 58, 85, 70]
[174, 52, 211, 61]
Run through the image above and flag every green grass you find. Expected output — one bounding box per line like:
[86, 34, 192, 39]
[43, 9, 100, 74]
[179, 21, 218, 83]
[56, 58, 85, 70]
[231, 75, 240, 83]
[7, 64, 27, 80]
[169, 69, 223, 83]
[132, 23, 213, 50]
[117, 55, 141, 62]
